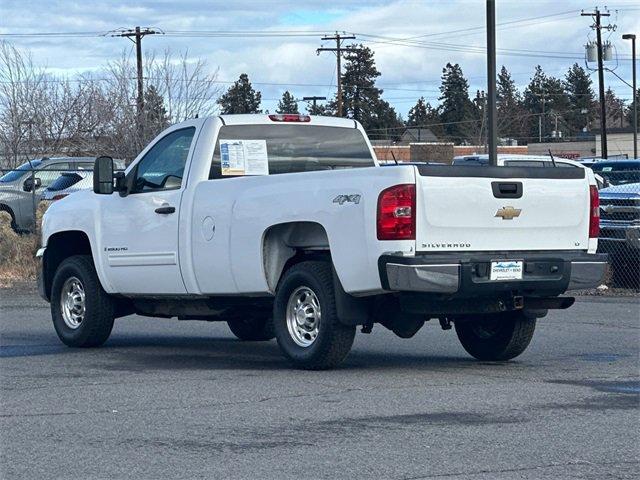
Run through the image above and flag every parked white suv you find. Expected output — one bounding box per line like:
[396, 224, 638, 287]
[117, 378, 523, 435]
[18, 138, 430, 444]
[41, 171, 94, 203]
[37, 115, 606, 369]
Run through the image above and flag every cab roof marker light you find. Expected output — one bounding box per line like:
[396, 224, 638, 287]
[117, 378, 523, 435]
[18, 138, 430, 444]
[268, 114, 311, 123]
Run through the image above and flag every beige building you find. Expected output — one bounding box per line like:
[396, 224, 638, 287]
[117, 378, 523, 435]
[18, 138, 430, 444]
[595, 132, 639, 159]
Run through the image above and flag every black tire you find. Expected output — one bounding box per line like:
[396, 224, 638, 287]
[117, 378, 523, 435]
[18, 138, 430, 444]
[227, 316, 275, 341]
[273, 261, 356, 370]
[454, 311, 536, 361]
[0, 205, 18, 232]
[51, 255, 115, 347]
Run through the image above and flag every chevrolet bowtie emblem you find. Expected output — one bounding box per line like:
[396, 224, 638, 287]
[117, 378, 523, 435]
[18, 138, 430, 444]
[495, 206, 522, 220]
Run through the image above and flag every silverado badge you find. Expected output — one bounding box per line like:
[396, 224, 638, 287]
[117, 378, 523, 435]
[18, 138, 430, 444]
[495, 206, 522, 220]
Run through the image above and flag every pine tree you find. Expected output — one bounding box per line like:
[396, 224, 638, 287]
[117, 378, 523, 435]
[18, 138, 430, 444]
[142, 85, 169, 143]
[496, 66, 525, 141]
[369, 99, 404, 141]
[602, 87, 627, 128]
[336, 45, 382, 124]
[564, 63, 595, 135]
[523, 66, 547, 142]
[523, 66, 569, 141]
[276, 91, 299, 114]
[438, 63, 475, 144]
[327, 45, 401, 138]
[407, 97, 429, 126]
[306, 101, 327, 116]
[217, 73, 262, 114]
[468, 89, 486, 145]
[543, 75, 570, 139]
[406, 97, 442, 137]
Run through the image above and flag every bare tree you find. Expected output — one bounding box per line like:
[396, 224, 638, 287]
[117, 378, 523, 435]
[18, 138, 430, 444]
[0, 41, 46, 167]
[148, 49, 221, 123]
[0, 42, 221, 167]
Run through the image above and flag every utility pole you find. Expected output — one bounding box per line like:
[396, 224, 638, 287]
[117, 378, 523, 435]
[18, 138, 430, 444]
[111, 27, 162, 119]
[317, 33, 356, 117]
[486, 0, 498, 166]
[582, 9, 612, 159]
[623, 34, 637, 158]
[302, 96, 327, 112]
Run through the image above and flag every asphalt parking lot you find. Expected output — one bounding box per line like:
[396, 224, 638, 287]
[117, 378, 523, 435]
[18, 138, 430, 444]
[0, 288, 638, 480]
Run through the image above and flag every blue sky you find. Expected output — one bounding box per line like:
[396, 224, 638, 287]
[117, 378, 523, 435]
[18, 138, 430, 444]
[1, 0, 639, 117]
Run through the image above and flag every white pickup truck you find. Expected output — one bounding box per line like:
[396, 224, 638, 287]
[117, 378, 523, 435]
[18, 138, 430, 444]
[37, 114, 606, 369]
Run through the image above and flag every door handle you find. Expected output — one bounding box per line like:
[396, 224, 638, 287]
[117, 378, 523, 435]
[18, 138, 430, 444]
[155, 206, 176, 214]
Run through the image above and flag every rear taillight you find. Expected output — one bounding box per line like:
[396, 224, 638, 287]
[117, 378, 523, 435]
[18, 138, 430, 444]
[52, 194, 68, 201]
[589, 185, 599, 238]
[268, 114, 310, 122]
[377, 184, 416, 240]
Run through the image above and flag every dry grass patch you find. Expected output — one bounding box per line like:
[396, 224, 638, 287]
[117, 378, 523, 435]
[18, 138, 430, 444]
[0, 206, 45, 288]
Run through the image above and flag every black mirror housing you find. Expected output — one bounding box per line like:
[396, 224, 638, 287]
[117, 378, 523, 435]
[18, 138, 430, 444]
[23, 177, 41, 192]
[114, 171, 126, 192]
[93, 156, 114, 194]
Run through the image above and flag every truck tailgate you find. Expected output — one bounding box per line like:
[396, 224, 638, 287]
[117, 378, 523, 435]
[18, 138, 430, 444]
[414, 165, 591, 252]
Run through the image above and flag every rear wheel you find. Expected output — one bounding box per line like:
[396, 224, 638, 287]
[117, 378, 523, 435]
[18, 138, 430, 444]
[51, 255, 115, 347]
[454, 311, 536, 361]
[273, 261, 355, 370]
[227, 316, 275, 341]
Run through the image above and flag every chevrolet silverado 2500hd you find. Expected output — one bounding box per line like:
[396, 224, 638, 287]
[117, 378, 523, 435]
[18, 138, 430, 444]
[37, 114, 606, 369]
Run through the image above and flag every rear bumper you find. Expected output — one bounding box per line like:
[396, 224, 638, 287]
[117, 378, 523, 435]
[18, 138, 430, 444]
[379, 251, 607, 296]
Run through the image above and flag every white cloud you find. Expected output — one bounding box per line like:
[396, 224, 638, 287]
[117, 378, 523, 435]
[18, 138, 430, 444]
[1, 0, 638, 115]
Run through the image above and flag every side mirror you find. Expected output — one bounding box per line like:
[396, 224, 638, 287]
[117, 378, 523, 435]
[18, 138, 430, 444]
[23, 177, 41, 192]
[93, 156, 114, 195]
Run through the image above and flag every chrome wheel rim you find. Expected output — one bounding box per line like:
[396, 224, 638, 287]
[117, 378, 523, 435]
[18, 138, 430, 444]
[286, 286, 321, 347]
[60, 276, 85, 329]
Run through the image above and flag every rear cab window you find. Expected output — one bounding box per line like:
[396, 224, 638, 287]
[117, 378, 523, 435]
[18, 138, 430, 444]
[209, 125, 374, 179]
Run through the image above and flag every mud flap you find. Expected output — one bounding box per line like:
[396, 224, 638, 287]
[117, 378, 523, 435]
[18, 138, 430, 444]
[332, 267, 372, 326]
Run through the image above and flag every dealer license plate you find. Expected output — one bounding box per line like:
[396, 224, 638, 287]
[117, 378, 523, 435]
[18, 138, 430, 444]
[490, 261, 523, 281]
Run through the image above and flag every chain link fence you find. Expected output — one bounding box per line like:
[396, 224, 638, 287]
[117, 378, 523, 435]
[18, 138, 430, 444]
[594, 169, 640, 289]
[1, 161, 639, 291]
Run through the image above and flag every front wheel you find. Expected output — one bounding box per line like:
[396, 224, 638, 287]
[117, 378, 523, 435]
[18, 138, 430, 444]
[454, 311, 536, 361]
[51, 255, 115, 347]
[273, 261, 355, 370]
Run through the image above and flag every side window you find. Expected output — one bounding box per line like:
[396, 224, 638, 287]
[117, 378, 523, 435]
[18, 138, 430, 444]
[132, 127, 196, 193]
[38, 163, 69, 188]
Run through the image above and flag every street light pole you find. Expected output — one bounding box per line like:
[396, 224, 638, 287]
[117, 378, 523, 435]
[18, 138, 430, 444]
[623, 34, 637, 159]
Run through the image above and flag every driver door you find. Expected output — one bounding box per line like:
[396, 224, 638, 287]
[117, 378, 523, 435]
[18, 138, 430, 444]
[100, 127, 196, 294]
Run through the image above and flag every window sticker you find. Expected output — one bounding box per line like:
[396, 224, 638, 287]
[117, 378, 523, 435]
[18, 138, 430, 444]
[220, 139, 269, 176]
